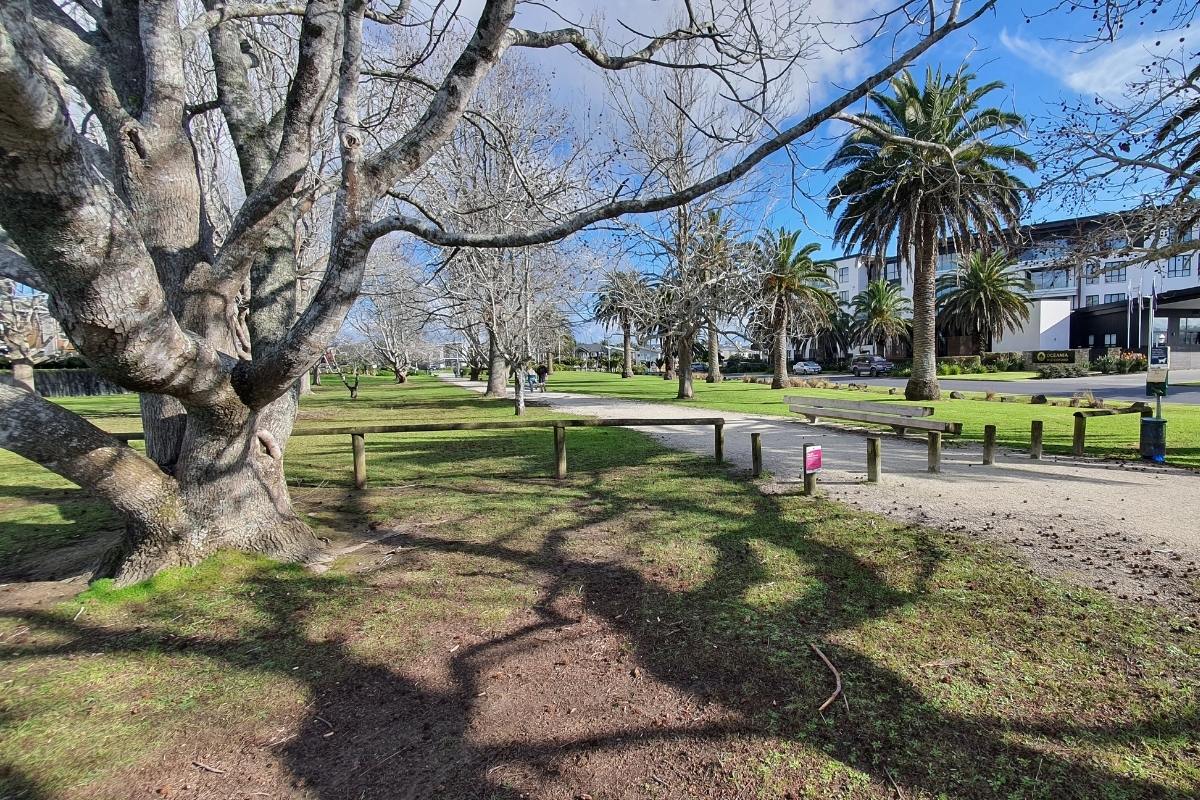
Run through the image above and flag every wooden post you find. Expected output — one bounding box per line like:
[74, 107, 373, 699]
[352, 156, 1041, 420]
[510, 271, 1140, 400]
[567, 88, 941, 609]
[866, 436, 881, 483]
[1072, 415, 1086, 457]
[1030, 420, 1044, 460]
[553, 424, 566, 479]
[802, 442, 818, 496]
[982, 424, 997, 465]
[927, 431, 942, 473]
[714, 421, 725, 463]
[352, 433, 366, 489]
[751, 432, 762, 478]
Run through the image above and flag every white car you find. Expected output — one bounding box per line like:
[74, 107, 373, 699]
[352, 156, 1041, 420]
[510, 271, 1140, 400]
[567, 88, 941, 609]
[791, 360, 822, 375]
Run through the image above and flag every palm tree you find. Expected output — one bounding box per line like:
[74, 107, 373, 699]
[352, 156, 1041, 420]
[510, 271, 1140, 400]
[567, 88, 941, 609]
[826, 66, 1035, 400]
[756, 228, 837, 389]
[851, 279, 911, 356]
[937, 250, 1033, 355]
[593, 270, 647, 378]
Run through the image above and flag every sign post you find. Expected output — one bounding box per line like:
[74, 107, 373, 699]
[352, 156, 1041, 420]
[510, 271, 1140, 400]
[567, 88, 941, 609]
[1142, 345, 1169, 462]
[1146, 345, 1170, 413]
[802, 443, 822, 496]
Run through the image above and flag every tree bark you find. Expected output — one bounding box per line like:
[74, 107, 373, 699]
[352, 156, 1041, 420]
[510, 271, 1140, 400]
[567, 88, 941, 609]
[311, 366, 323, 386]
[485, 333, 507, 396]
[706, 320, 721, 383]
[511, 365, 526, 416]
[676, 331, 694, 399]
[621, 318, 634, 378]
[771, 305, 788, 390]
[663, 336, 676, 381]
[906, 216, 941, 401]
[9, 359, 35, 393]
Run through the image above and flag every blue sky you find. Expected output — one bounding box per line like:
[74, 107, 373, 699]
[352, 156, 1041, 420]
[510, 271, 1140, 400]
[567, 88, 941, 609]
[755, 2, 1191, 261]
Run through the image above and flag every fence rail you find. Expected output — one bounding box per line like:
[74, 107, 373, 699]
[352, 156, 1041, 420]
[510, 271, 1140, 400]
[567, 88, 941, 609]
[114, 417, 727, 486]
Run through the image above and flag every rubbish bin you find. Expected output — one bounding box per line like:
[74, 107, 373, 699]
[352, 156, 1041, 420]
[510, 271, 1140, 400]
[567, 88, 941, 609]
[1140, 416, 1167, 463]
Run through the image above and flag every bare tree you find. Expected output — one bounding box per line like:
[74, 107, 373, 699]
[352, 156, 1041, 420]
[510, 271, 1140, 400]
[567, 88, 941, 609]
[1, 278, 62, 393]
[350, 260, 433, 383]
[0, 1, 999, 583]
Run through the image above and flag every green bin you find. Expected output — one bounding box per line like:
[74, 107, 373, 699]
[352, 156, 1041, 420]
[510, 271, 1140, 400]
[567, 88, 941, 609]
[1139, 417, 1166, 463]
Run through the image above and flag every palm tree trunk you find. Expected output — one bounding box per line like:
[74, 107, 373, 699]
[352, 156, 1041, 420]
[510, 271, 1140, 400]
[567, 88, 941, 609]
[771, 305, 788, 390]
[706, 320, 721, 383]
[906, 217, 941, 400]
[621, 317, 633, 378]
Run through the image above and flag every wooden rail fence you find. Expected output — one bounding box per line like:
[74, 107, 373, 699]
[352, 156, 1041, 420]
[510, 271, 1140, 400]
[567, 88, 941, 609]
[115, 417, 727, 487]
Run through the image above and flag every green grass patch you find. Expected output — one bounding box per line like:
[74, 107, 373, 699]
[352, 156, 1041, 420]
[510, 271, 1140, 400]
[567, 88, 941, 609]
[546, 371, 1200, 468]
[1, 377, 1197, 798]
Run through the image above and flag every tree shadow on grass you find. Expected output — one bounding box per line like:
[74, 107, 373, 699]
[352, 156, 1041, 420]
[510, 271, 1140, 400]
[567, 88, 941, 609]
[1, 457, 1194, 799]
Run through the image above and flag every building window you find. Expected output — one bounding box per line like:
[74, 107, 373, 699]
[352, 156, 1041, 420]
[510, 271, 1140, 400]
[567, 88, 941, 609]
[1104, 293, 1127, 303]
[1103, 333, 1117, 346]
[1032, 268, 1071, 290]
[936, 253, 958, 273]
[1085, 294, 1099, 306]
[1104, 264, 1126, 283]
[1087, 335, 1095, 347]
[884, 262, 901, 282]
[1166, 255, 1192, 278]
[838, 266, 849, 283]
[838, 290, 849, 303]
[1106, 236, 1127, 251]
[1084, 272, 1099, 285]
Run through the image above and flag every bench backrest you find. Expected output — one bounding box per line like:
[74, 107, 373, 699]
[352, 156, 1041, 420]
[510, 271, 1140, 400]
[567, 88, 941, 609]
[784, 395, 933, 418]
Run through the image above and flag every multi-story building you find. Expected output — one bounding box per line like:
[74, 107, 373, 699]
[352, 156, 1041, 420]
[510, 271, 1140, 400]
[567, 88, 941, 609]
[825, 211, 1200, 366]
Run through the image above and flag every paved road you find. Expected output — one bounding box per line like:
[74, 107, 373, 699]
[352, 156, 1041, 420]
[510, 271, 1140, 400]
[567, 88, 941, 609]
[448, 377, 1200, 614]
[818, 369, 1200, 404]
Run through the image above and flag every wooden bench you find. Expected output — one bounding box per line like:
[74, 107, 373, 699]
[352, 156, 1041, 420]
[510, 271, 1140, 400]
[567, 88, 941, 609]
[785, 395, 963, 437]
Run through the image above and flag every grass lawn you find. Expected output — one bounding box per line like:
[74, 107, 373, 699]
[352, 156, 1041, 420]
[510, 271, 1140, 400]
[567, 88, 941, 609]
[547, 371, 1200, 469]
[1, 376, 1198, 798]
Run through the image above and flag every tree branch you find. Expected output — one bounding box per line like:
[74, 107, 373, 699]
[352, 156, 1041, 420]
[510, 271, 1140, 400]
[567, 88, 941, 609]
[365, 0, 996, 248]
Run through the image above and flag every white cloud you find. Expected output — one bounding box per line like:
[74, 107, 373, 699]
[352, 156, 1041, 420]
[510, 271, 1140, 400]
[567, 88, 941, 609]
[999, 28, 1165, 97]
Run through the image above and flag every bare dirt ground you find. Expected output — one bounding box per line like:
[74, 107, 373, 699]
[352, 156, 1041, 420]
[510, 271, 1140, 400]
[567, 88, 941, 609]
[451, 379, 1200, 618]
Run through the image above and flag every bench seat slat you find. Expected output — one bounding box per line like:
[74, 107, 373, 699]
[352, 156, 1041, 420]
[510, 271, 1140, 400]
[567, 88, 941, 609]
[783, 395, 933, 417]
[789, 405, 962, 435]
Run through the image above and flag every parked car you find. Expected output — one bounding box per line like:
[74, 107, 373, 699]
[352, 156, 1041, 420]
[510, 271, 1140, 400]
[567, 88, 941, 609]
[850, 355, 894, 377]
[791, 360, 822, 375]
[690, 362, 708, 372]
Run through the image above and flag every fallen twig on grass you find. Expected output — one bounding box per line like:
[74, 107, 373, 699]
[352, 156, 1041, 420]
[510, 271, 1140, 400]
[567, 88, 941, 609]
[885, 768, 906, 799]
[192, 760, 226, 774]
[810, 643, 843, 713]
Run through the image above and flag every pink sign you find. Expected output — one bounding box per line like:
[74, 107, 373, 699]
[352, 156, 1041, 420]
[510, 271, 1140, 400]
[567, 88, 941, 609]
[804, 446, 823, 473]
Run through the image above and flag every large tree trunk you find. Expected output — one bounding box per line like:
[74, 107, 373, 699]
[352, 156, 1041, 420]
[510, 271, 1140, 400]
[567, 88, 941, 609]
[1, 384, 322, 586]
[97, 406, 321, 585]
[311, 366, 323, 386]
[485, 334, 507, 397]
[676, 332, 694, 399]
[706, 321, 721, 383]
[906, 217, 941, 401]
[663, 336, 676, 381]
[9, 359, 35, 393]
[621, 319, 634, 378]
[771, 306, 788, 390]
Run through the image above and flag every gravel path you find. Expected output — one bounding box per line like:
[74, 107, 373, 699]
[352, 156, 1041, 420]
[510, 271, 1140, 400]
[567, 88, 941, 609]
[448, 378, 1200, 616]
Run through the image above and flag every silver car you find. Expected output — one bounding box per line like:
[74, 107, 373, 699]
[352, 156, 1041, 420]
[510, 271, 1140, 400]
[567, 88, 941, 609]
[791, 360, 822, 375]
